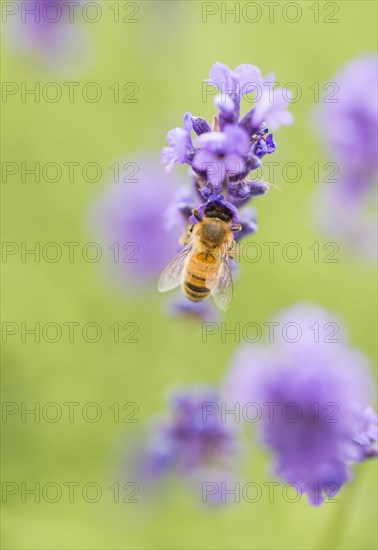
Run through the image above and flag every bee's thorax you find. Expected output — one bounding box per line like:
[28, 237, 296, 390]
[199, 218, 229, 248]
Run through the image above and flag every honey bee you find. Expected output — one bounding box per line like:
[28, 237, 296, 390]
[158, 201, 242, 311]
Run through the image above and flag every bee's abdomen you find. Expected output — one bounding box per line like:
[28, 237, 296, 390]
[183, 280, 210, 302]
[182, 253, 216, 302]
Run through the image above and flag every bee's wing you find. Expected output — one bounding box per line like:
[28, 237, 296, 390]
[206, 243, 233, 311]
[158, 234, 199, 292]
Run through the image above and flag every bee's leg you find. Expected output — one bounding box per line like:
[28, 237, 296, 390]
[179, 227, 191, 245]
[192, 209, 203, 222]
[180, 220, 196, 245]
[230, 224, 242, 232]
[228, 239, 239, 261]
[228, 243, 237, 260]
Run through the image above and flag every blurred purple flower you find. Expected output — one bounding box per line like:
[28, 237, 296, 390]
[223, 303, 377, 505]
[314, 181, 378, 262]
[350, 405, 378, 459]
[165, 295, 220, 322]
[92, 156, 186, 287]
[134, 387, 241, 503]
[311, 55, 378, 262]
[5, 0, 91, 72]
[164, 185, 197, 232]
[313, 55, 378, 174]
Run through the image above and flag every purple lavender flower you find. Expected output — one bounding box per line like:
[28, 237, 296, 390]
[311, 55, 378, 262]
[160, 113, 194, 173]
[253, 132, 276, 159]
[249, 73, 295, 131]
[135, 387, 241, 502]
[193, 125, 250, 191]
[192, 116, 212, 136]
[228, 179, 269, 208]
[207, 62, 262, 123]
[161, 61, 293, 242]
[5, 0, 90, 72]
[223, 304, 377, 506]
[208, 62, 263, 97]
[91, 155, 186, 288]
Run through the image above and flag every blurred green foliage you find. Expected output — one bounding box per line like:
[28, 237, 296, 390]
[2, 1, 377, 548]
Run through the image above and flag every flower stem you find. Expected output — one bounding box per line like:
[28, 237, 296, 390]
[317, 477, 360, 550]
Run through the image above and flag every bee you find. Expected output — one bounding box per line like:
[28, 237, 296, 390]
[158, 201, 242, 311]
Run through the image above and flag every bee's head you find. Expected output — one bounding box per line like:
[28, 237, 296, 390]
[203, 201, 234, 223]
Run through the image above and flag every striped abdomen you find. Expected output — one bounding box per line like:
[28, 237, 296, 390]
[182, 251, 218, 302]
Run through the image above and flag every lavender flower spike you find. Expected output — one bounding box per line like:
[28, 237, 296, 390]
[135, 387, 241, 503]
[223, 303, 377, 505]
[159, 61, 293, 308]
[161, 61, 292, 205]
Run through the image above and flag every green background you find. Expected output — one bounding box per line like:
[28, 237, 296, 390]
[2, 1, 377, 548]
